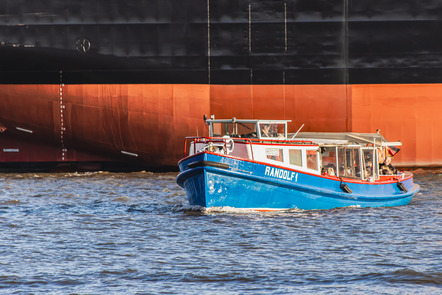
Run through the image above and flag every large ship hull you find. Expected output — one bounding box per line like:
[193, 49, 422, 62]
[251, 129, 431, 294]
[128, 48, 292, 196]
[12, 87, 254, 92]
[1, 1, 441, 169]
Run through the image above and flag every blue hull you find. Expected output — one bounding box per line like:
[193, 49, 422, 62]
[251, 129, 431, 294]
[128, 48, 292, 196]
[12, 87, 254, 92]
[177, 153, 420, 210]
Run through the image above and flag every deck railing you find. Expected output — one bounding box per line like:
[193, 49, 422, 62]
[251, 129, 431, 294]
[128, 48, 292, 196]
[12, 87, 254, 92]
[183, 136, 314, 160]
[183, 137, 254, 159]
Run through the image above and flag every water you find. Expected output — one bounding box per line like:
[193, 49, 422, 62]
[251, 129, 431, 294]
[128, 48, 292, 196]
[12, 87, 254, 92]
[0, 169, 440, 294]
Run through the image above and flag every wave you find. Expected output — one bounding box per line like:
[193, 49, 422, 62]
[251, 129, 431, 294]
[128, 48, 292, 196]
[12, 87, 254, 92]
[326, 268, 442, 287]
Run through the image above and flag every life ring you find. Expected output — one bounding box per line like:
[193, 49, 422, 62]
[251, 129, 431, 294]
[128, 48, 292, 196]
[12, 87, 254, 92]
[224, 137, 235, 154]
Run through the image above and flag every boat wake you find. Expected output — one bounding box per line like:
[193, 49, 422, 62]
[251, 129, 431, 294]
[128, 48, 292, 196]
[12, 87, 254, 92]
[202, 206, 305, 215]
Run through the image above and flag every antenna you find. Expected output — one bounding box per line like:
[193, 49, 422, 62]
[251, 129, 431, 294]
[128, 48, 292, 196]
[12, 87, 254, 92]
[291, 124, 304, 140]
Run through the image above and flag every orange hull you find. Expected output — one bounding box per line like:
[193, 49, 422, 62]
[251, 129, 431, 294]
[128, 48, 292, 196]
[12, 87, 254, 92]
[0, 83, 440, 168]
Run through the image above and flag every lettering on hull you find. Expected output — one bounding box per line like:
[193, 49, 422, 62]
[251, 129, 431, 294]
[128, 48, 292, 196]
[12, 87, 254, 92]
[264, 166, 298, 182]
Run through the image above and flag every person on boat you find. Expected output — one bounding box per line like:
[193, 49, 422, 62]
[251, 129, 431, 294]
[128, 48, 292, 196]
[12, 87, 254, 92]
[261, 124, 272, 137]
[346, 165, 354, 177]
[377, 148, 385, 164]
[363, 151, 375, 179]
[379, 156, 397, 175]
[322, 165, 336, 176]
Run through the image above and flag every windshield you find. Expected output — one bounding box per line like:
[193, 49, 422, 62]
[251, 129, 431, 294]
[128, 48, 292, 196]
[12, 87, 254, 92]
[211, 122, 257, 138]
[258, 123, 285, 138]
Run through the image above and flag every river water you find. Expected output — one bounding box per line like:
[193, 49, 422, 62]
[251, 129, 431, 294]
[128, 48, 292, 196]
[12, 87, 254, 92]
[0, 169, 440, 294]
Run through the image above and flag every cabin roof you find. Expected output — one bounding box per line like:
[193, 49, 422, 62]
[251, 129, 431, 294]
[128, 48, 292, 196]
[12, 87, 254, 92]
[293, 132, 402, 146]
[206, 118, 291, 124]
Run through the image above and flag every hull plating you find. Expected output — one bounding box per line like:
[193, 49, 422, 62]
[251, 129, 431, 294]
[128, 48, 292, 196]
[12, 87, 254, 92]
[0, 83, 440, 167]
[1, 1, 441, 167]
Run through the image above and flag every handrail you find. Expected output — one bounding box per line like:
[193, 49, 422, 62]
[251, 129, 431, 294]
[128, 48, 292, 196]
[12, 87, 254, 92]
[252, 139, 314, 145]
[183, 136, 313, 158]
[184, 136, 249, 157]
[242, 138, 254, 160]
[183, 136, 228, 157]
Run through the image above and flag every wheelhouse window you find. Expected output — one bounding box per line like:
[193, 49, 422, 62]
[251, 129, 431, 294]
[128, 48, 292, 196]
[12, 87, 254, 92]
[237, 123, 256, 137]
[306, 150, 318, 170]
[211, 122, 256, 138]
[208, 119, 289, 139]
[259, 123, 285, 138]
[289, 149, 302, 167]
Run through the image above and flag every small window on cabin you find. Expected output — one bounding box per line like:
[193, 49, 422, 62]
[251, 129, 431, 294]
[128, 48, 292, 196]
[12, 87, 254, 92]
[266, 148, 283, 162]
[289, 149, 302, 166]
[321, 147, 337, 176]
[306, 150, 318, 170]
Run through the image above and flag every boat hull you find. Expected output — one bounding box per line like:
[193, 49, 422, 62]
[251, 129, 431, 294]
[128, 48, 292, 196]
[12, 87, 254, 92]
[177, 152, 420, 210]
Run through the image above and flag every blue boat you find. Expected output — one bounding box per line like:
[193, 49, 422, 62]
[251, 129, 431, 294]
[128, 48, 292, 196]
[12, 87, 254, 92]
[177, 117, 420, 210]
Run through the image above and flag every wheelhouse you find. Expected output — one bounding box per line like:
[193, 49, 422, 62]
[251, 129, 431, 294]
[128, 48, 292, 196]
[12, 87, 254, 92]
[206, 117, 290, 140]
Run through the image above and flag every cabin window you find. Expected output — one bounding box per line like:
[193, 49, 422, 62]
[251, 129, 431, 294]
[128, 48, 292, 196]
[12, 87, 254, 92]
[306, 150, 318, 170]
[211, 122, 256, 138]
[362, 149, 378, 180]
[321, 147, 337, 176]
[211, 122, 237, 137]
[266, 148, 283, 162]
[222, 123, 235, 137]
[337, 147, 361, 178]
[236, 123, 256, 138]
[259, 123, 285, 138]
[212, 123, 219, 136]
[289, 149, 302, 166]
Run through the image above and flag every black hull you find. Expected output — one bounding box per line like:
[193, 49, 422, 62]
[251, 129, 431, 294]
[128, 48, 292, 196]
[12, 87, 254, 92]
[0, 1, 441, 169]
[1, 0, 442, 85]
